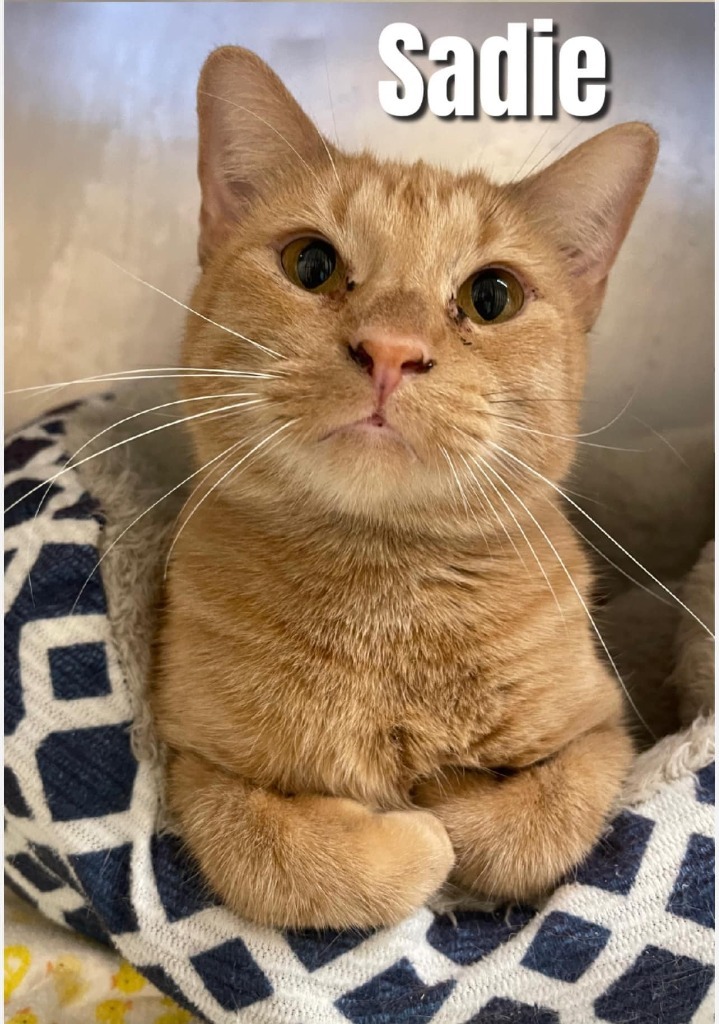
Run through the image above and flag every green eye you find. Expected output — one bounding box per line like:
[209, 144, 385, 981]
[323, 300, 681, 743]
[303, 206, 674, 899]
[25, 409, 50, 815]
[457, 268, 524, 325]
[281, 237, 345, 293]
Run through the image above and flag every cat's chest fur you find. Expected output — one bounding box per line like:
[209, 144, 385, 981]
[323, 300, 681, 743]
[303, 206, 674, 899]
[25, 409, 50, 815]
[154, 500, 613, 807]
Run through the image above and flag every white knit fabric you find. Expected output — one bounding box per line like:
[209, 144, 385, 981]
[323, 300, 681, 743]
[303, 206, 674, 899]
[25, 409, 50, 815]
[4, 397, 715, 1024]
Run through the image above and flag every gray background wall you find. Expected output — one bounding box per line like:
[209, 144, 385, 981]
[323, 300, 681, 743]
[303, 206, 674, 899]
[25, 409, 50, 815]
[6, 2, 714, 438]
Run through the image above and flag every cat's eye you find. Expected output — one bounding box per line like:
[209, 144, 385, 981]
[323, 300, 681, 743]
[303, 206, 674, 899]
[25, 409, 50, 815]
[457, 268, 524, 326]
[281, 237, 345, 293]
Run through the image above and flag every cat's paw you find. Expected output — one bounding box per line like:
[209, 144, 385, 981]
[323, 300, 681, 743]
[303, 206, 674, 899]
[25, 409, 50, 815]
[355, 807, 455, 925]
[167, 757, 455, 931]
[412, 725, 632, 902]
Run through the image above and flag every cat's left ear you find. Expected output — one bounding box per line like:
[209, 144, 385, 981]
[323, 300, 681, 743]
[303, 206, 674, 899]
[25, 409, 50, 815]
[515, 123, 658, 329]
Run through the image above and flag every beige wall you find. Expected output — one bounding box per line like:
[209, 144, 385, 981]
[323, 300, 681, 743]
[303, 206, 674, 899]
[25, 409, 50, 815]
[6, 2, 714, 439]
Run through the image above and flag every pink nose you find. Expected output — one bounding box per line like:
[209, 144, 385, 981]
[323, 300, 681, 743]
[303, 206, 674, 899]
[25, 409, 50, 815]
[349, 331, 434, 403]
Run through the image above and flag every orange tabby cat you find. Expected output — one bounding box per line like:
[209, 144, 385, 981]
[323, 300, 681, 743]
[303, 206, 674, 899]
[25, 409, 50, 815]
[151, 46, 658, 929]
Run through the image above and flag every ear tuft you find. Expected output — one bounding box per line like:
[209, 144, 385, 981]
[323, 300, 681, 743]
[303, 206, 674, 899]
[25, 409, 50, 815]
[516, 122, 658, 328]
[197, 46, 335, 266]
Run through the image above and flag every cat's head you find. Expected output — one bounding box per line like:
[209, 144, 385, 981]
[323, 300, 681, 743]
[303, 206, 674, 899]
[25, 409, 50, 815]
[181, 46, 657, 530]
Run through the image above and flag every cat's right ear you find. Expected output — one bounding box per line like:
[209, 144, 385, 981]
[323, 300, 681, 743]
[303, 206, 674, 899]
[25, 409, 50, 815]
[196, 47, 334, 266]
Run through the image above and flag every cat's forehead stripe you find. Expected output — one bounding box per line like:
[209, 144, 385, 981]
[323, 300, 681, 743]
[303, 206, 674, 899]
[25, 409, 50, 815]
[342, 167, 482, 224]
[329, 165, 501, 279]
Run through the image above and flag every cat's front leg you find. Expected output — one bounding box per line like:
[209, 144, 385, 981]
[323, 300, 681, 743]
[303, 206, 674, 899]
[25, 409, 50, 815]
[167, 751, 454, 929]
[413, 720, 633, 903]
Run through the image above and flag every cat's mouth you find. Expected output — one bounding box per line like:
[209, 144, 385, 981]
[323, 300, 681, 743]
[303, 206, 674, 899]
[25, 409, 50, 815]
[320, 413, 416, 454]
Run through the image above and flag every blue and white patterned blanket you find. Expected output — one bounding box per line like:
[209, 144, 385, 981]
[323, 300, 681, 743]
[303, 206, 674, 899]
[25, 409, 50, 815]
[4, 401, 715, 1024]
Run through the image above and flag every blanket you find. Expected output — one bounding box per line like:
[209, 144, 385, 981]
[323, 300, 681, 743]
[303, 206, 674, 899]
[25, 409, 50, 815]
[4, 386, 714, 1023]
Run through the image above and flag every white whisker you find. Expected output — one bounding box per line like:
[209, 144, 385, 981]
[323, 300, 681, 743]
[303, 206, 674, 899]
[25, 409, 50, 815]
[479, 450, 654, 738]
[489, 441, 714, 640]
[52, 392, 262, 492]
[5, 399, 265, 515]
[439, 445, 472, 520]
[436, 448, 463, 517]
[21, 391, 263, 603]
[167, 424, 268, 557]
[485, 385, 639, 441]
[164, 419, 298, 576]
[572, 386, 639, 439]
[440, 445, 495, 553]
[320, 42, 345, 197]
[318, 132, 344, 196]
[470, 451, 564, 620]
[490, 417, 645, 452]
[101, 255, 285, 360]
[499, 456, 682, 608]
[630, 415, 692, 471]
[499, 454, 613, 512]
[69, 432, 262, 614]
[7, 367, 283, 396]
[517, 122, 584, 182]
[456, 452, 515, 561]
[507, 125, 552, 185]
[549, 498, 677, 611]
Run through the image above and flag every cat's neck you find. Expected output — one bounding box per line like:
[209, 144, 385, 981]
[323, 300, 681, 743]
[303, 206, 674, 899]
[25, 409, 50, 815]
[191, 487, 551, 579]
[169, 484, 583, 655]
